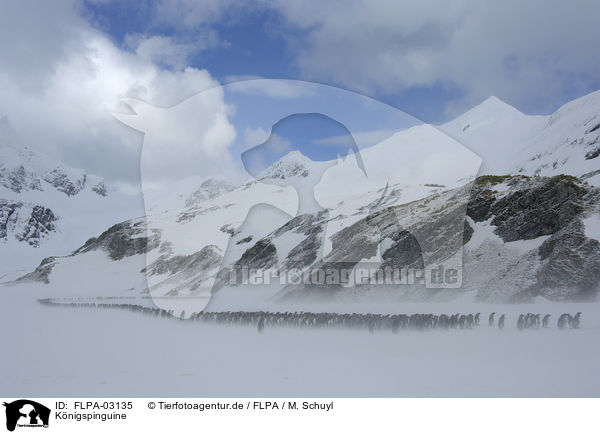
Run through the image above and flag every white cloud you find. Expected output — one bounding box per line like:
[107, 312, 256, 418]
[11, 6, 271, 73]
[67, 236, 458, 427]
[124, 32, 222, 70]
[244, 126, 269, 147]
[265, 0, 600, 114]
[0, 0, 236, 185]
[124, 35, 195, 70]
[120, 0, 600, 114]
[265, 133, 291, 153]
[152, 0, 240, 29]
[2, 0, 599, 189]
[115, 85, 237, 183]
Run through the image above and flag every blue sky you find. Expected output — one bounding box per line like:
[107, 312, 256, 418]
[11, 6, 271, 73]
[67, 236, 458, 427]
[81, 1, 468, 123]
[83, 1, 302, 91]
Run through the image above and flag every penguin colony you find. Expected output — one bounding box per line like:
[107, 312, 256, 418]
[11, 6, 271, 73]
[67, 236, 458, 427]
[38, 299, 582, 333]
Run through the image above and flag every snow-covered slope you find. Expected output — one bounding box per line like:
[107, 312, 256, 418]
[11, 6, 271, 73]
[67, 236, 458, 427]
[19, 171, 600, 311]
[9, 127, 479, 313]
[441, 92, 600, 185]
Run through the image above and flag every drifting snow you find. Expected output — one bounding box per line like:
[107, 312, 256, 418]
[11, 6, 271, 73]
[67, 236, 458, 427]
[1, 284, 600, 397]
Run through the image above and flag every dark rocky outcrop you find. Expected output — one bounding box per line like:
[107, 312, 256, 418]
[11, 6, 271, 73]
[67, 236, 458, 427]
[467, 175, 600, 302]
[536, 220, 600, 301]
[276, 175, 599, 302]
[145, 245, 222, 277]
[0, 200, 21, 239]
[0, 165, 42, 193]
[43, 169, 87, 196]
[73, 220, 160, 260]
[468, 175, 586, 241]
[236, 238, 278, 270]
[184, 179, 235, 207]
[0, 200, 57, 246]
[277, 212, 328, 270]
[380, 230, 425, 270]
[16, 206, 57, 247]
[20, 218, 161, 283]
[92, 181, 107, 197]
[585, 147, 600, 160]
[14, 173, 600, 303]
[16, 256, 57, 284]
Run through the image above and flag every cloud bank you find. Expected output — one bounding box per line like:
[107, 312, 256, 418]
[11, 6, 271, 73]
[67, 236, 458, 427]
[0, 0, 236, 186]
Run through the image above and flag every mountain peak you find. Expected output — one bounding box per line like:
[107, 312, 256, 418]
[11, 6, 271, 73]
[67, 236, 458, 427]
[278, 150, 309, 162]
[258, 150, 313, 181]
[482, 95, 504, 105]
[467, 96, 523, 119]
[442, 95, 526, 136]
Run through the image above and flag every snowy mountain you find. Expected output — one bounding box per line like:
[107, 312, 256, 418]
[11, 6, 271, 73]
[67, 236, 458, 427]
[257, 150, 315, 181]
[0, 116, 107, 197]
[0, 116, 144, 278]
[183, 179, 236, 208]
[441, 92, 600, 185]
[8, 90, 600, 310]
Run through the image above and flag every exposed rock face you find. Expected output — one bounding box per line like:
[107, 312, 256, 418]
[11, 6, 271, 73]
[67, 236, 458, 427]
[236, 238, 278, 270]
[15, 172, 600, 303]
[0, 127, 112, 254]
[16, 206, 57, 247]
[73, 220, 160, 260]
[145, 245, 223, 296]
[226, 175, 599, 302]
[16, 256, 57, 284]
[0, 200, 21, 239]
[320, 187, 470, 275]
[470, 249, 541, 303]
[276, 212, 328, 270]
[17, 218, 161, 283]
[0, 162, 107, 198]
[380, 230, 425, 270]
[177, 205, 227, 224]
[466, 175, 600, 302]
[257, 151, 312, 181]
[43, 169, 87, 196]
[536, 220, 600, 301]
[222, 185, 471, 302]
[462, 221, 474, 244]
[92, 181, 108, 197]
[145, 246, 222, 277]
[264, 162, 309, 180]
[211, 210, 330, 293]
[185, 179, 236, 207]
[0, 165, 42, 193]
[0, 200, 57, 247]
[585, 147, 600, 160]
[469, 175, 586, 242]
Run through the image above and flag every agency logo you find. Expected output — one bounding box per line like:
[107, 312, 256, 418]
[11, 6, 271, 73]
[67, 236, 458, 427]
[3, 400, 50, 432]
[115, 79, 481, 315]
